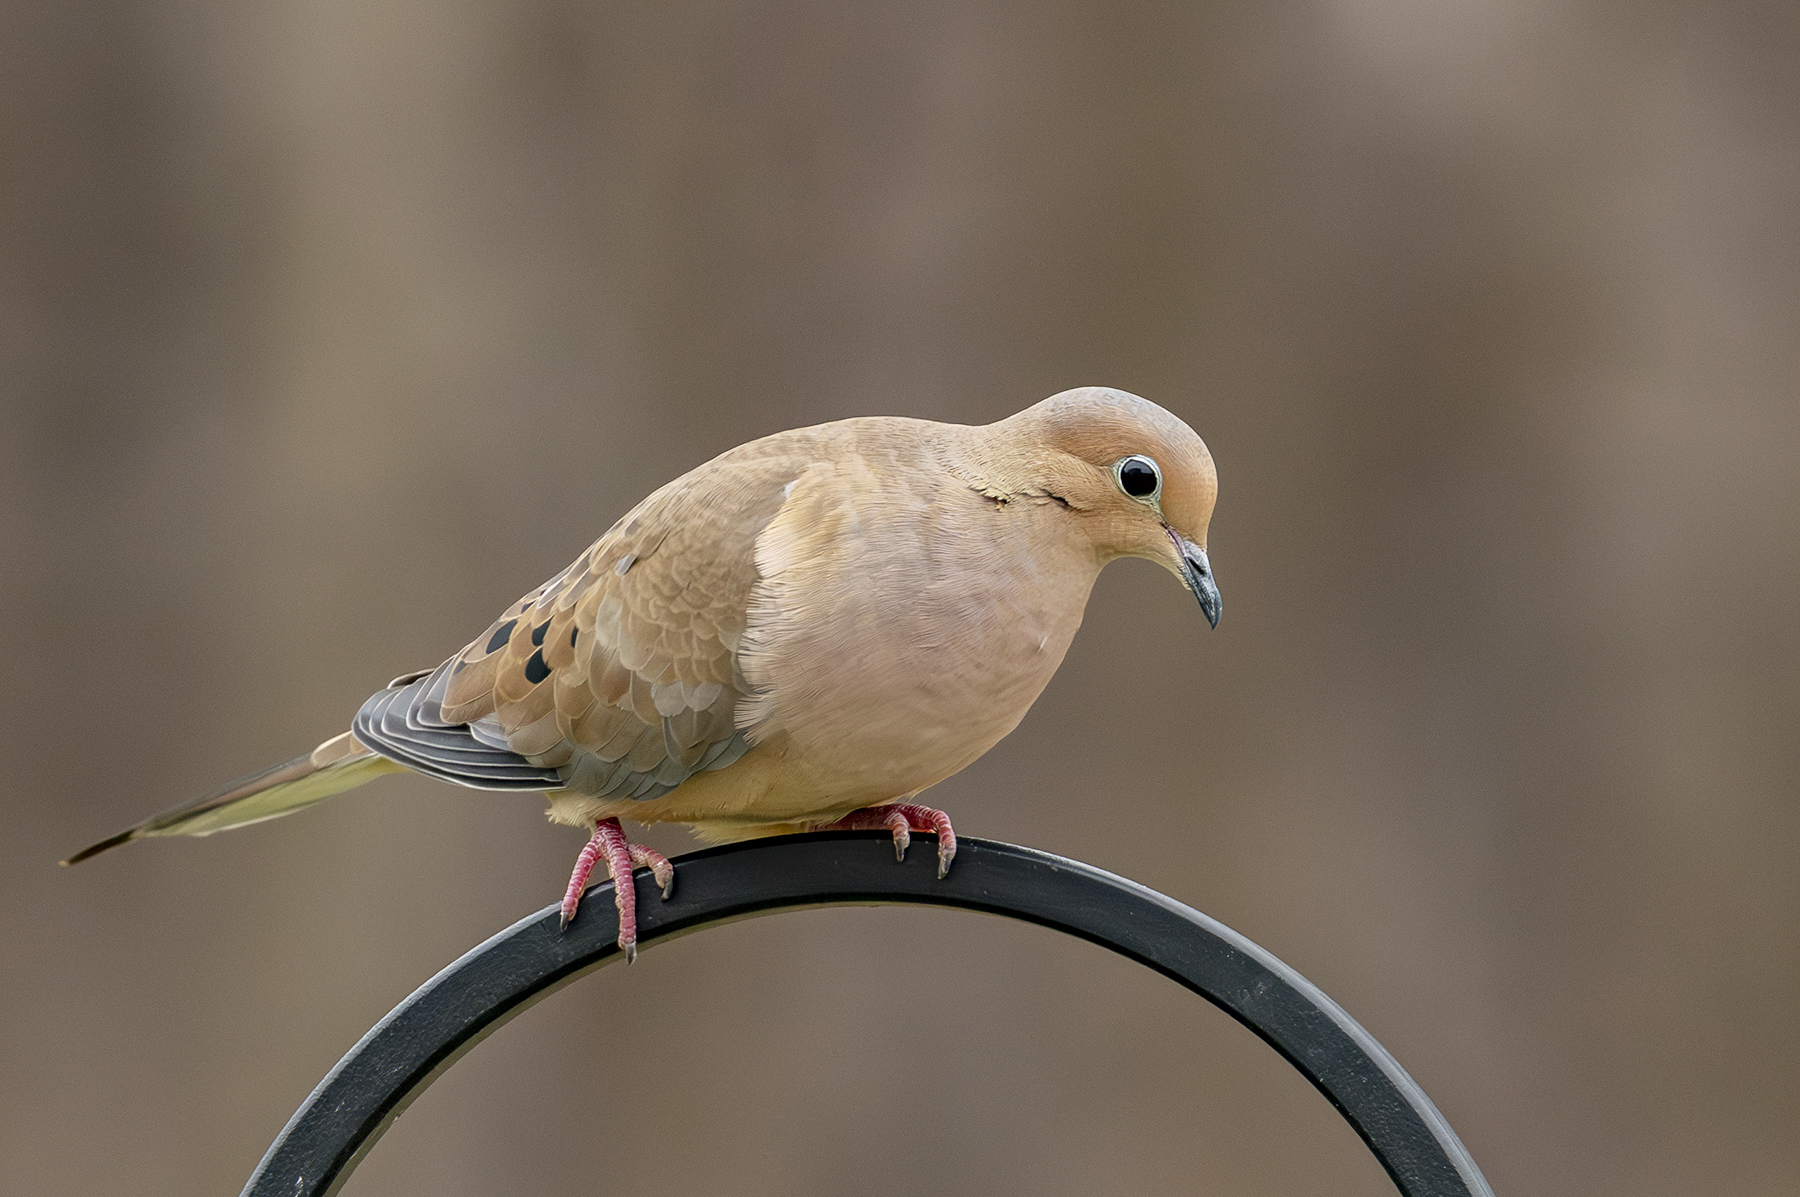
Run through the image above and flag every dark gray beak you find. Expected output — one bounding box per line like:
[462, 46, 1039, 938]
[1174, 534, 1221, 628]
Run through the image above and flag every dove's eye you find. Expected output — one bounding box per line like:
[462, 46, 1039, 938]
[1114, 455, 1161, 502]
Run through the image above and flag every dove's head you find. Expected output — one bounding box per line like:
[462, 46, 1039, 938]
[993, 386, 1221, 627]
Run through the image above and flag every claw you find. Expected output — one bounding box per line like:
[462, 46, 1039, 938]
[822, 802, 957, 877]
[630, 843, 675, 900]
[886, 809, 911, 861]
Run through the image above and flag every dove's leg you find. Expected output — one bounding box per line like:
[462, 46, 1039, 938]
[559, 818, 673, 961]
[822, 803, 957, 878]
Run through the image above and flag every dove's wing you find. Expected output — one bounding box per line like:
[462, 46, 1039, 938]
[352, 440, 825, 802]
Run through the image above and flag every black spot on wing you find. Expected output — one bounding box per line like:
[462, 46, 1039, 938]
[569, 627, 579, 647]
[485, 619, 517, 654]
[524, 649, 551, 684]
[530, 620, 549, 647]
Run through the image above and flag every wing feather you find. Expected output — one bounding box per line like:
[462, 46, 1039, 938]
[375, 447, 806, 800]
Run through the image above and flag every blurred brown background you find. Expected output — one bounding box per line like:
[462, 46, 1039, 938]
[4, 2, 1797, 1194]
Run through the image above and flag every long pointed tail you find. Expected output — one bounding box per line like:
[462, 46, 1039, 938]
[60, 732, 407, 865]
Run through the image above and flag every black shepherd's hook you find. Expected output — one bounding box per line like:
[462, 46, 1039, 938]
[242, 832, 1493, 1197]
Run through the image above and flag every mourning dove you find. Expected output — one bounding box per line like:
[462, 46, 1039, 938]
[63, 387, 1221, 958]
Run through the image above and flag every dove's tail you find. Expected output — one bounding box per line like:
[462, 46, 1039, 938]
[60, 732, 407, 865]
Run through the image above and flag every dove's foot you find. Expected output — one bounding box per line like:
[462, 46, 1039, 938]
[560, 818, 674, 962]
[822, 803, 957, 878]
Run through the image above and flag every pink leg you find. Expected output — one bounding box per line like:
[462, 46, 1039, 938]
[559, 829, 609, 929]
[822, 803, 957, 878]
[560, 818, 674, 962]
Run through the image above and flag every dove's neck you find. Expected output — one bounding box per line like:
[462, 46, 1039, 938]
[944, 418, 1088, 512]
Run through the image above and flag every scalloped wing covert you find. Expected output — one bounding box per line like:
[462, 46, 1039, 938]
[428, 453, 806, 802]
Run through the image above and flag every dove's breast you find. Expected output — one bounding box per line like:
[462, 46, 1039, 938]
[731, 441, 1102, 809]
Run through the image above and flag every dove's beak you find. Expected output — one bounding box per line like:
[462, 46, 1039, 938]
[1169, 530, 1221, 629]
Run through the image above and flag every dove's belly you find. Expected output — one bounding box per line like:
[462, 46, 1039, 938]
[781, 565, 1094, 799]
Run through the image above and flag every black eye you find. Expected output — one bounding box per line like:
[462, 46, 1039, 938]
[1116, 455, 1161, 500]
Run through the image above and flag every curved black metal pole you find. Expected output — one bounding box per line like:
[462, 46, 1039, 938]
[242, 833, 1493, 1197]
